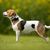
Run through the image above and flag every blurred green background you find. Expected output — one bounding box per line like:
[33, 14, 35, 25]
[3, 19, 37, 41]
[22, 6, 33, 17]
[0, 0, 49, 34]
[0, 1, 50, 50]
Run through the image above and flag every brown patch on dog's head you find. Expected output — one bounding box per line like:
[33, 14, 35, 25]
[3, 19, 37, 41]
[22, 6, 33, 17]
[6, 9, 16, 17]
[3, 9, 16, 17]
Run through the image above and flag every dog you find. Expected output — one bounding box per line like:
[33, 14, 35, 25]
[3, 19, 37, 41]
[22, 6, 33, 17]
[3, 9, 50, 42]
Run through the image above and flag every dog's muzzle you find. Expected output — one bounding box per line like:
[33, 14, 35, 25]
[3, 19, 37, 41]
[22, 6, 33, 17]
[3, 12, 7, 16]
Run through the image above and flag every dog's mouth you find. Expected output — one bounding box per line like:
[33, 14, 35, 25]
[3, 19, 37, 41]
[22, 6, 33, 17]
[3, 12, 7, 16]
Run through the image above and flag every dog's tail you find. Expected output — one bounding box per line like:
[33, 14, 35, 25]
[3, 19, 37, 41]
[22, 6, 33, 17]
[45, 25, 50, 29]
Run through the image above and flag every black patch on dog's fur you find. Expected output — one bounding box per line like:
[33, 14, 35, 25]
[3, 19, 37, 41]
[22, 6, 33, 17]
[31, 24, 35, 28]
[12, 17, 19, 24]
[20, 20, 26, 31]
[12, 17, 19, 22]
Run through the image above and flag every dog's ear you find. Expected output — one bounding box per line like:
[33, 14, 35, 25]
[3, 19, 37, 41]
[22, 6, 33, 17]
[7, 9, 16, 16]
[11, 12, 16, 16]
[9, 10, 16, 16]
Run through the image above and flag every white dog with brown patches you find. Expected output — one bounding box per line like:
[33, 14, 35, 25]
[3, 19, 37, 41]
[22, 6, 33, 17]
[3, 9, 50, 42]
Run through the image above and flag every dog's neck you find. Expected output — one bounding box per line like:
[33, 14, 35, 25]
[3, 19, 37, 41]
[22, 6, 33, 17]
[10, 15, 23, 25]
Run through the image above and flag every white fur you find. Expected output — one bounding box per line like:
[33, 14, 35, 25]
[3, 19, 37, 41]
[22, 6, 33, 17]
[22, 21, 39, 33]
[45, 25, 50, 29]
[3, 12, 7, 16]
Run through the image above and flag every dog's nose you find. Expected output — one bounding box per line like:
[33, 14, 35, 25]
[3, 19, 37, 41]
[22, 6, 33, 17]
[3, 12, 7, 16]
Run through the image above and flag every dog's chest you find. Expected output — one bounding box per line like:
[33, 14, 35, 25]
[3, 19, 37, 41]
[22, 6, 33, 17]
[12, 23, 18, 31]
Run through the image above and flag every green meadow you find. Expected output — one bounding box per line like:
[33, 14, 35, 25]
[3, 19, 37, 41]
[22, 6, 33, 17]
[0, 0, 50, 50]
[0, 33, 50, 50]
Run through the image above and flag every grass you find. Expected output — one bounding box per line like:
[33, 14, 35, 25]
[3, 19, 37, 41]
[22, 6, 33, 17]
[0, 34, 50, 50]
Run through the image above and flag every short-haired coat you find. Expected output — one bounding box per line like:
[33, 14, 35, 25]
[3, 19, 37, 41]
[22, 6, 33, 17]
[3, 9, 50, 42]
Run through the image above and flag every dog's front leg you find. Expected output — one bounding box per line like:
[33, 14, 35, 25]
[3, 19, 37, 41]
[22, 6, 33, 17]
[16, 30, 20, 42]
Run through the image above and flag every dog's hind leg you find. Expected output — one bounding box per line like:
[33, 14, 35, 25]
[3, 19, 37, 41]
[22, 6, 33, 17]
[36, 31, 49, 42]
[36, 22, 49, 42]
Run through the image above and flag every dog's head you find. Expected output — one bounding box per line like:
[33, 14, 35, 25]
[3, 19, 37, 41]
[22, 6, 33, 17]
[3, 9, 16, 19]
[3, 9, 23, 23]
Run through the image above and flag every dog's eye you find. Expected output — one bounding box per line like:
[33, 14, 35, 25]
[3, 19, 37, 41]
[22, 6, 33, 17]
[7, 12, 9, 13]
